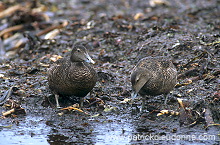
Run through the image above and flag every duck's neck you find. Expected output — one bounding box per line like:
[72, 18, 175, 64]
[75, 61, 87, 67]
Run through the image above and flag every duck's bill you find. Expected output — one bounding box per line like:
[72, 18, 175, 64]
[85, 54, 95, 64]
[131, 91, 138, 103]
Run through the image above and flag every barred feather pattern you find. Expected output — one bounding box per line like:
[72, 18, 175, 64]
[48, 58, 97, 97]
[131, 56, 177, 96]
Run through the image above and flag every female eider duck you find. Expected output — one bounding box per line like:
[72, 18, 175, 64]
[48, 44, 97, 108]
[131, 56, 177, 111]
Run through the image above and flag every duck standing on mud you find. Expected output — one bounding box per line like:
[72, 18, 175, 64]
[131, 56, 177, 111]
[48, 44, 97, 108]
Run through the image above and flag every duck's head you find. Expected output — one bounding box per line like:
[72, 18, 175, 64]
[131, 68, 152, 100]
[70, 45, 95, 64]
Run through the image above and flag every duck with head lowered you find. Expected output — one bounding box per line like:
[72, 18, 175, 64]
[48, 44, 97, 108]
[131, 56, 177, 111]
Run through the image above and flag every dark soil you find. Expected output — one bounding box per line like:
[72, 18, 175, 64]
[0, 0, 219, 144]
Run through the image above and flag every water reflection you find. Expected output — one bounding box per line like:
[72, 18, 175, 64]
[0, 116, 49, 145]
[93, 116, 133, 144]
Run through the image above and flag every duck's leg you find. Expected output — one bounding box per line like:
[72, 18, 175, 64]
[80, 97, 84, 107]
[55, 94, 61, 108]
[140, 96, 146, 112]
[164, 94, 168, 104]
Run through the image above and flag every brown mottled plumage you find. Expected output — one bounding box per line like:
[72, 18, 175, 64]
[131, 56, 177, 111]
[48, 44, 97, 108]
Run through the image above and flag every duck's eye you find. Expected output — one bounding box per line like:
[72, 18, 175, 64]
[135, 74, 141, 82]
[77, 49, 81, 52]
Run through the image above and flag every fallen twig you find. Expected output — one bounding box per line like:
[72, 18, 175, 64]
[0, 25, 24, 37]
[7, 20, 69, 51]
[36, 20, 69, 37]
[205, 124, 220, 129]
[85, 98, 103, 108]
[0, 5, 23, 19]
[60, 106, 84, 113]
[157, 110, 179, 116]
[2, 107, 25, 117]
[2, 108, 15, 116]
[60, 106, 89, 115]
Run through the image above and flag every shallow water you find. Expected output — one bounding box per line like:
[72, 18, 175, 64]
[93, 116, 133, 144]
[0, 115, 134, 145]
[0, 116, 49, 145]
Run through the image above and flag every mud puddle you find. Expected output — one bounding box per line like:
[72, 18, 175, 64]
[0, 116, 49, 145]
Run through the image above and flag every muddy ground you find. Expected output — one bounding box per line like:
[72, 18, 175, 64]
[0, 0, 219, 144]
